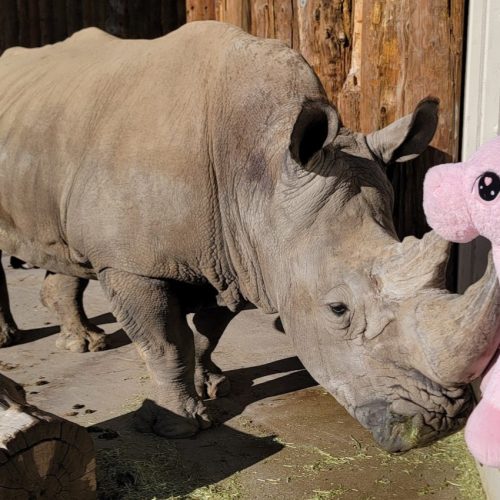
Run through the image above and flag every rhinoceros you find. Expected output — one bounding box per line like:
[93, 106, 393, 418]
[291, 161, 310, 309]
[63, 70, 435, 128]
[1, 21, 499, 452]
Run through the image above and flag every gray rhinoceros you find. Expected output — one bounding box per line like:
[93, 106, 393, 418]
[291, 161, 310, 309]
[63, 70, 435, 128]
[1, 21, 499, 452]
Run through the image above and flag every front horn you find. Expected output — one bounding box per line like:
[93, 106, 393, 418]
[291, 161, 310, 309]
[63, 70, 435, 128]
[410, 253, 500, 386]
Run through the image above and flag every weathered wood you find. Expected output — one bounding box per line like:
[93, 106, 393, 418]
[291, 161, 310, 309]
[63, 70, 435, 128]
[336, 0, 362, 131]
[355, 1, 465, 238]
[296, 0, 353, 106]
[294, 0, 465, 239]
[250, 0, 296, 46]
[0, 374, 96, 499]
[186, 0, 216, 21]
[216, 0, 251, 33]
[358, 1, 464, 156]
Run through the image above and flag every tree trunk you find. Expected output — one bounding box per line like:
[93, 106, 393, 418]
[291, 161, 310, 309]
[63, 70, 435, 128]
[0, 374, 96, 499]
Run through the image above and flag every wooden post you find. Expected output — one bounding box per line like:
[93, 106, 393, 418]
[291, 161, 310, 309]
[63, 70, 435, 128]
[0, 374, 96, 499]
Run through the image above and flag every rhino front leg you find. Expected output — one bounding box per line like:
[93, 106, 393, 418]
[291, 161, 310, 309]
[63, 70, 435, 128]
[190, 306, 235, 399]
[0, 251, 19, 347]
[99, 268, 211, 438]
[40, 272, 107, 353]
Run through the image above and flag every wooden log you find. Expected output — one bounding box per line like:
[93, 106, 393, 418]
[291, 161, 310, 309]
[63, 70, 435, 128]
[0, 373, 96, 499]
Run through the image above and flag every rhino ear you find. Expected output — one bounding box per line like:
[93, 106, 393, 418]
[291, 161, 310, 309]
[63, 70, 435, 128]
[290, 102, 339, 165]
[366, 97, 439, 164]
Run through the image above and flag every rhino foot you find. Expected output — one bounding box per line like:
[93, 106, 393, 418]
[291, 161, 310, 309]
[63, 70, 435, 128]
[0, 324, 19, 347]
[134, 397, 212, 438]
[195, 370, 231, 400]
[56, 325, 107, 353]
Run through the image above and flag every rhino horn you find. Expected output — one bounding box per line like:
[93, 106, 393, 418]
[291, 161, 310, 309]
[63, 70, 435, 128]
[376, 230, 452, 298]
[409, 253, 500, 386]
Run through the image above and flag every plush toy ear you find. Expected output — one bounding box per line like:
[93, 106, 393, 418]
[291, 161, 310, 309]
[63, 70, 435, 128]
[366, 97, 439, 164]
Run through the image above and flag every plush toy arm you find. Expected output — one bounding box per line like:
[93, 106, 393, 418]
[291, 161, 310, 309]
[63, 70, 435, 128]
[465, 355, 500, 467]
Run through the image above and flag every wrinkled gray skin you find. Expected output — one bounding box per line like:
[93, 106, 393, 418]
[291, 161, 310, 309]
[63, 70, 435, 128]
[1, 22, 500, 452]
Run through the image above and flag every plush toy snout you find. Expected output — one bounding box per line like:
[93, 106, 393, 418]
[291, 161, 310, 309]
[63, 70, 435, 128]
[423, 163, 479, 242]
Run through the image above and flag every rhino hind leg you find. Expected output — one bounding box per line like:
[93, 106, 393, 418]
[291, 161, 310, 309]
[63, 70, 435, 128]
[99, 268, 211, 438]
[0, 251, 20, 347]
[40, 272, 107, 353]
[190, 306, 236, 400]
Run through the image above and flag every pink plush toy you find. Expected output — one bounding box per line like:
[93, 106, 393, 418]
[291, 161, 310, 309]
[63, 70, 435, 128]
[424, 135, 500, 467]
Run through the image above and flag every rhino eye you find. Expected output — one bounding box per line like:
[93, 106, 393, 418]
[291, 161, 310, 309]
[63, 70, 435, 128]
[329, 303, 348, 316]
[478, 172, 500, 201]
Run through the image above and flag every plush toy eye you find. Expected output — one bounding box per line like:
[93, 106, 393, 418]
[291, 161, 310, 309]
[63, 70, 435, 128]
[478, 172, 500, 201]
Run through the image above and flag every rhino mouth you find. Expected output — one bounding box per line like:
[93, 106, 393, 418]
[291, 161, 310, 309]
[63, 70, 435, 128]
[353, 373, 473, 452]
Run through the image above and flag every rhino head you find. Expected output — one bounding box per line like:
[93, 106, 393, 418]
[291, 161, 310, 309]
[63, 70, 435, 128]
[219, 97, 500, 452]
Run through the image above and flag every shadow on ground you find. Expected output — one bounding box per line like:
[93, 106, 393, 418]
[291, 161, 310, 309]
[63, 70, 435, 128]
[14, 312, 131, 349]
[93, 356, 317, 499]
[15, 324, 60, 344]
[12, 310, 285, 353]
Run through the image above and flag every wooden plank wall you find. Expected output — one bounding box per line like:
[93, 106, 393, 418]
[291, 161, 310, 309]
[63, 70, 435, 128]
[188, 0, 466, 240]
[0, 0, 186, 54]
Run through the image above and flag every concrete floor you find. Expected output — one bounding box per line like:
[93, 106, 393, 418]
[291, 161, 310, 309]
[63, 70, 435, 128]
[0, 257, 484, 499]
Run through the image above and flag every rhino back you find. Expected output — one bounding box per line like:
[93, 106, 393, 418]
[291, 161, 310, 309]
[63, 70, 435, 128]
[0, 22, 325, 301]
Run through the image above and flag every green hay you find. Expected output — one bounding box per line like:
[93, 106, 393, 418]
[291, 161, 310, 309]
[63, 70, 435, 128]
[96, 398, 483, 500]
[188, 476, 242, 500]
[299, 431, 484, 499]
[310, 485, 351, 499]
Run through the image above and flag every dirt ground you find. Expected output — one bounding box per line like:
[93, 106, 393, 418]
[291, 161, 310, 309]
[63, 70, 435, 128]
[0, 257, 485, 499]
